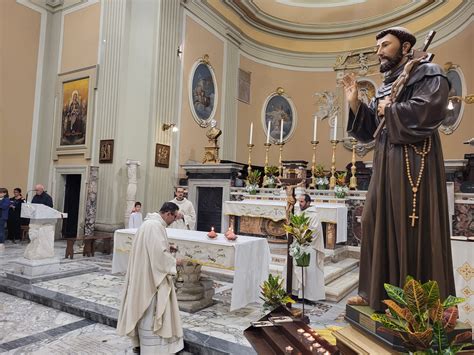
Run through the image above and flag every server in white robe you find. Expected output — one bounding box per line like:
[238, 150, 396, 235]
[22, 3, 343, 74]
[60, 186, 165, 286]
[288, 194, 326, 301]
[169, 187, 196, 230]
[117, 202, 184, 354]
[128, 202, 143, 229]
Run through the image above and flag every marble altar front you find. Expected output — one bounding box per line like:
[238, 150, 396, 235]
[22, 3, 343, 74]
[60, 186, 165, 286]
[223, 200, 347, 244]
[112, 228, 270, 311]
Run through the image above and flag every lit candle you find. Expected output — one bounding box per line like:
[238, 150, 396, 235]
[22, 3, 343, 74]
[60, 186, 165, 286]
[313, 116, 317, 141]
[297, 328, 305, 334]
[333, 115, 338, 141]
[280, 118, 284, 143]
[308, 336, 315, 342]
[303, 332, 311, 338]
[285, 346, 293, 353]
[249, 122, 253, 145]
[266, 120, 271, 144]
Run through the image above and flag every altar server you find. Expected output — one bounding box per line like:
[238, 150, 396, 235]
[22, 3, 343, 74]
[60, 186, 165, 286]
[169, 187, 196, 230]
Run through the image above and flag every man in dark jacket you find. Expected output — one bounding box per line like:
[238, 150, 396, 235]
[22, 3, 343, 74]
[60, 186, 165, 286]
[31, 184, 53, 208]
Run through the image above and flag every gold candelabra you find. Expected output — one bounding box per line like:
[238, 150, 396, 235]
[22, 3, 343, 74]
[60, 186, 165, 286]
[247, 144, 254, 175]
[264, 143, 271, 173]
[310, 140, 319, 188]
[276, 142, 285, 177]
[329, 140, 339, 189]
[349, 138, 358, 189]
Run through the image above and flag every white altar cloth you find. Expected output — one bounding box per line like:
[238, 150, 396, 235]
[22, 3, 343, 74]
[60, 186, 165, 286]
[223, 200, 347, 243]
[451, 240, 474, 329]
[112, 228, 270, 311]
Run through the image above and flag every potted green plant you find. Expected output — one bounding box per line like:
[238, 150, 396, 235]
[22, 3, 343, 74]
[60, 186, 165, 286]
[334, 172, 349, 198]
[260, 274, 295, 312]
[314, 164, 328, 190]
[263, 165, 279, 188]
[371, 276, 471, 354]
[246, 170, 261, 195]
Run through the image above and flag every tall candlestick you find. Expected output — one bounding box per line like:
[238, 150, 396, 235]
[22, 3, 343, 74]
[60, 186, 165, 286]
[313, 116, 317, 141]
[249, 122, 253, 145]
[247, 143, 254, 175]
[333, 115, 338, 141]
[266, 120, 271, 144]
[310, 140, 319, 189]
[280, 118, 284, 143]
[329, 140, 339, 189]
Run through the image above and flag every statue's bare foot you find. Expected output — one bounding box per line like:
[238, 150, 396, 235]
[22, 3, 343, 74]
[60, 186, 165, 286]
[347, 295, 368, 306]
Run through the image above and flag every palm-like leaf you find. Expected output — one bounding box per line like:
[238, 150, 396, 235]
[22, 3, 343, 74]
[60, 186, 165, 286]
[371, 313, 406, 332]
[404, 279, 428, 315]
[407, 328, 433, 350]
[442, 295, 465, 308]
[443, 307, 458, 332]
[384, 283, 408, 306]
[429, 299, 444, 323]
[423, 280, 440, 308]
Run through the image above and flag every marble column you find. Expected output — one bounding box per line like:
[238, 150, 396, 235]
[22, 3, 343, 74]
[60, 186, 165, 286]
[84, 166, 99, 237]
[144, 0, 183, 212]
[124, 160, 140, 227]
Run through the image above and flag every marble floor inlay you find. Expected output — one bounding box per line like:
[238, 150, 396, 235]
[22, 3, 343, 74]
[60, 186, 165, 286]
[0, 239, 352, 353]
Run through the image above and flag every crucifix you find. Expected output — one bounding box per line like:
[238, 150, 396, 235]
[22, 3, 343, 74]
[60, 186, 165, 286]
[409, 212, 418, 227]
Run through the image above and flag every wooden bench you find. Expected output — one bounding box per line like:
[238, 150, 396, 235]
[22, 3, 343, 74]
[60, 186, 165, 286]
[65, 234, 112, 259]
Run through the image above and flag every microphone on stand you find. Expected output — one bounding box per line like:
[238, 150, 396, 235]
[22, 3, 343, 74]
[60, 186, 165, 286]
[25, 189, 36, 203]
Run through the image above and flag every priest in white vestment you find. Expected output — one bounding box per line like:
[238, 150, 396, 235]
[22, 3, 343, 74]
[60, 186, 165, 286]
[117, 202, 184, 354]
[169, 187, 196, 230]
[287, 194, 326, 301]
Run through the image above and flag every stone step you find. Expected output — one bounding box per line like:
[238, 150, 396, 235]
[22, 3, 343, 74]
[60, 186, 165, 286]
[323, 258, 359, 285]
[325, 269, 359, 302]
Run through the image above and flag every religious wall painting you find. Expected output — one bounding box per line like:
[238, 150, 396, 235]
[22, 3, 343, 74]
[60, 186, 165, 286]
[53, 65, 98, 159]
[262, 88, 297, 144]
[238, 68, 251, 104]
[99, 139, 114, 163]
[440, 63, 466, 135]
[155, 143, 170, 168]
[188, 55, 218, 128]
[61, 78, 88, 146]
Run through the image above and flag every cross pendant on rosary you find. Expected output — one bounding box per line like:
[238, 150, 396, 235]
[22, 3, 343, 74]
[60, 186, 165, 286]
[409, 212, 419, 227]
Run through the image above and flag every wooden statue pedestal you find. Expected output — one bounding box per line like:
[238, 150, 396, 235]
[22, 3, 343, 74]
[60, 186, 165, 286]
[344, 305, 472, 353]
[244, 306, 339, 354]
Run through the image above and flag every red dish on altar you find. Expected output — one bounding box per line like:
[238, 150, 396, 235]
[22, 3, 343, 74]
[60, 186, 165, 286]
[207, 227, 217, 239]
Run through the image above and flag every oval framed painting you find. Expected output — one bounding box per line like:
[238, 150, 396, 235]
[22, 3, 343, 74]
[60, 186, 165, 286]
[188, 56, 218, 128]
[261, 90, 297, 144]
[440, 64, 466, 135]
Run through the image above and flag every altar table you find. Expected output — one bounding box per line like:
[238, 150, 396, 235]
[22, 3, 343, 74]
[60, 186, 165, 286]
[223, 200, 347, 243]
[112, 228, 270, 311]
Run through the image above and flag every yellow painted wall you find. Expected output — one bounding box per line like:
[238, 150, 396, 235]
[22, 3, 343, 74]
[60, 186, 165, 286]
[0, 0, 40, 193]
[236, 56, 355, 171]
[60, 3, 100, 74]
[179, 16, 224, 169]
[235, 24, 474, 171]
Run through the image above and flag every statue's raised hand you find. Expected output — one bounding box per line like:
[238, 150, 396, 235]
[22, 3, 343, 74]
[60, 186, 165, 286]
[342, 73, 360, 114]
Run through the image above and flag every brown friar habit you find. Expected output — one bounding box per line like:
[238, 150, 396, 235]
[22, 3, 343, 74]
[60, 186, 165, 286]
[347, 61, 456, 311]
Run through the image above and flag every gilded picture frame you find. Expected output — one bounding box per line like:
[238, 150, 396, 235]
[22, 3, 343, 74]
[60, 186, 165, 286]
[440, 63, 466, 135]
[188, 55, 218, 128]
[261, 88, 297, 144]
[53, 65, 98, 159]
[155, 143, 170, 168]
[99, 139, 114, 164]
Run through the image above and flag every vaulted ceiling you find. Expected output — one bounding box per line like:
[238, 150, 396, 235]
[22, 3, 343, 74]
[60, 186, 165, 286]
[202, 0, 466, 53]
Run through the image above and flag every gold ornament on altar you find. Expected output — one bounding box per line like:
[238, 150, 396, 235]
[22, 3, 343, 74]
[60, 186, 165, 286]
[202, 119, 222, 164]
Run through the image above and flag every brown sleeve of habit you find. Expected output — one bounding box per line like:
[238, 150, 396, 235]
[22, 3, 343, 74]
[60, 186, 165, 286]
[384, 73, 450, 145]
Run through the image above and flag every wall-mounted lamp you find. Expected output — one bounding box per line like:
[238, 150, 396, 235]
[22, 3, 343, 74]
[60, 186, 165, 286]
[177, 45, 183, 58]
[448, 94, 474, 110]
[162, 123, 179, 132]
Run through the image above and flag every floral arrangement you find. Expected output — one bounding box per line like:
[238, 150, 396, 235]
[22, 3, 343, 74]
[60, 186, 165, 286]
[263, 166, 279, 188]
[246, 170, 261, 194]
[316, 176, 329, 187]
[314, 164, 326, 178]
[371, 277, 471, 354]
[284, 213, 314, 267]
[334, 185, 349, 198]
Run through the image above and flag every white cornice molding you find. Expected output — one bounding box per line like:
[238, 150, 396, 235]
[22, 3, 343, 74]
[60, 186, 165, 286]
[184, 0, 473, 70]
